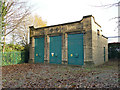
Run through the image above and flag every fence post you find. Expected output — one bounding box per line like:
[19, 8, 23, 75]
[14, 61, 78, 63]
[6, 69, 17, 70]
[13, 52, 14, 65]
[16, 52, 17, 64]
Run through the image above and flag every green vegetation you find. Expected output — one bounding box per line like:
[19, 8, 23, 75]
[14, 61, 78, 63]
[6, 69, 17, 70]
[2, 51, 25, 66]
[4, 43, 24, 52]
[2, 44, 29, 66]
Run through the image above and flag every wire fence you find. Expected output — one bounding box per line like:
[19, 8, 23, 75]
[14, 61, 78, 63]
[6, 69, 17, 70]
[1, 51, 27, 66]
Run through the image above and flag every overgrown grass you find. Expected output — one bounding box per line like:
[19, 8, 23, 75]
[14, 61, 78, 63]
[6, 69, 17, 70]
[81, 60, 118, 72]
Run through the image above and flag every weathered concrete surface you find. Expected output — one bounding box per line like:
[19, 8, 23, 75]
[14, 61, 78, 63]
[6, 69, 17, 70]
[91, 17, 108, 65]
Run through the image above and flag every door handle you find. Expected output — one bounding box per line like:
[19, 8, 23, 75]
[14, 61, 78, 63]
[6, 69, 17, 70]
[36, 54, 38, 56]
[55, 53, 58, 57]
[75, 53, 79, 58]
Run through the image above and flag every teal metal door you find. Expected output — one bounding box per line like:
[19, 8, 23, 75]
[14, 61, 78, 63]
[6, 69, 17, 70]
[104, 47, 106, 62]
[34, 37, 44, 63]
[49, 36, 62, 64]
[68, 34, 84, 65]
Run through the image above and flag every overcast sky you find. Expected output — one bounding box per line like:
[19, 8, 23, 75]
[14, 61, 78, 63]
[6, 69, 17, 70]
[28, 0, 118, 43]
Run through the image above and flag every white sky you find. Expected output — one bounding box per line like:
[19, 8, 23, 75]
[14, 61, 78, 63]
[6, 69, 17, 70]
[28, 0, 118, 43]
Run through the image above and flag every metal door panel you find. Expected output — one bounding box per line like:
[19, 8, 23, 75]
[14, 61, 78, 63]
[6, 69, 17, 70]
[34, 37, 44, 63]
[49, 36, 62, 64]
[68, 34, 84, 65]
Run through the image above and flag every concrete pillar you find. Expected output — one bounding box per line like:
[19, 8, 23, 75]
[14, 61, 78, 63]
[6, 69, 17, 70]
[44, 35, 49, 63]
[44, 35, 47, 62]
[47, 35, 50, 62]
[65, 33, 68, 63]
[62, 33, 68, 64]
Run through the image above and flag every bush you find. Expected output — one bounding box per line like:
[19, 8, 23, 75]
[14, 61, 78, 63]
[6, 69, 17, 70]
[4, 44, 24, 52]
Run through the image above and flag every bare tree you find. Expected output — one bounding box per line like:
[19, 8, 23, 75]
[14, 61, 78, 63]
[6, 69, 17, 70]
[12, 14, 47, 46]
[95, 1, 120, 7]
[12, 16, 31, 46]
[2, 0, 31, 52]
[93, 1, 120, 41]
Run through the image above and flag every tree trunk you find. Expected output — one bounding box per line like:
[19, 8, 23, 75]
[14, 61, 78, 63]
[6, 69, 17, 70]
[2, 27, 6, 53]
[2, 12, 7, 53]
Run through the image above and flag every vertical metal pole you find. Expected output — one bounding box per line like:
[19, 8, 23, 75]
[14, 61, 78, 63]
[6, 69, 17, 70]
[16, 52, 17, 64]
[118, 2, 120, 42]
[13, 52, 14, 64]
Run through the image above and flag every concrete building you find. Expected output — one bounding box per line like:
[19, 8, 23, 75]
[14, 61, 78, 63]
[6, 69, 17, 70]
[29, 15, 108, 66]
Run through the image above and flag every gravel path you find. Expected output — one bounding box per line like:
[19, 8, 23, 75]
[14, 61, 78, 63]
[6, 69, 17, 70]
[2, 61, 119, 88]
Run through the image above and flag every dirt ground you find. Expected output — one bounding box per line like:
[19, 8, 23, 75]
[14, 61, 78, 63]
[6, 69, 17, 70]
[2, 60, 119, 88]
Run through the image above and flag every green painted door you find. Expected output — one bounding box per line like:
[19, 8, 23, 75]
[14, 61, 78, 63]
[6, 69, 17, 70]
[104, 47, 106, 62]
[49, 36, 62, 64]
[34, 37, 44, 63]
[68, 34, 84, 65]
